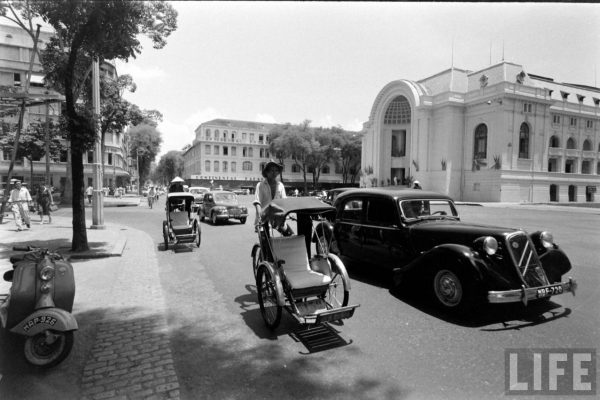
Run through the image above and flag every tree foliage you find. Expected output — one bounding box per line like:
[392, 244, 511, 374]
[18, 0, 177, 251]
[154, 150, 184, 184]
[127, 123, 163, 184]
[268, 120, 362, 191]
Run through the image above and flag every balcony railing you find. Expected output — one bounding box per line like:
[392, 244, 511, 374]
[548, 147, 563, 157]
[565, 149, 581, 158]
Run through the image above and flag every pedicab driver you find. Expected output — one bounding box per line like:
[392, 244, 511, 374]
[253, 160, 287, 229]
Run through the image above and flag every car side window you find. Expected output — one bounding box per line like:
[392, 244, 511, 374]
[340, 198, 364, 221]
[366, 197, 396, 226]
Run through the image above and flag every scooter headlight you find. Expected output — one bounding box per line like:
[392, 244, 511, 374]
[40, 265, 55, 281]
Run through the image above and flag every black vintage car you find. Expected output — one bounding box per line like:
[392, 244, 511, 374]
[313, 188, 576, 314]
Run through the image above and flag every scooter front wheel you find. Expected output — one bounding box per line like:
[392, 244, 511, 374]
[23, 330, 74, 368]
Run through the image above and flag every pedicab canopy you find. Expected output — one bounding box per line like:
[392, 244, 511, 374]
[168, 177, 186, 193]
[261, 197, 335, 229]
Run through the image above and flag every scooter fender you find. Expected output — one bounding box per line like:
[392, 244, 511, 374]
[10, 308, 78, 336]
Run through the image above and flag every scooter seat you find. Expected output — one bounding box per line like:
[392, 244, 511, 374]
[10, 254, 25, 264]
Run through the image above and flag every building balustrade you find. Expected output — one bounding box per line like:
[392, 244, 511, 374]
[565, 149, 581, 158]
[548, 147, 563, 156]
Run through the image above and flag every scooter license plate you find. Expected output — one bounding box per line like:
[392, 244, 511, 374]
[22, 315, 58, 332]
[536, 284, 563, 298]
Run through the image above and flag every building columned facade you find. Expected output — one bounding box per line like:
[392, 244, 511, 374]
[0, 23, 132, 196]
[184, 119, 345, 190]
[362, 61, 600, 203]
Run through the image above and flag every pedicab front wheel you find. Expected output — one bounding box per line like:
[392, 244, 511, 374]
[256, 264, 282, 329]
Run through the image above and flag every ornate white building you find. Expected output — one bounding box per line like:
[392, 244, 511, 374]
[362, 61, 600, 203]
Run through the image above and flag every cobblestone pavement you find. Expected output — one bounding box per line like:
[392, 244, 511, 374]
[1, 211, 180, 400]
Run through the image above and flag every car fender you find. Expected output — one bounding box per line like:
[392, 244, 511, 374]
[11, 308, 78, 336]
[257, 261, 285, 307]
[539, 247, 572, 283]
[398, 243, 486, 284]
[311, 221, 335, 243]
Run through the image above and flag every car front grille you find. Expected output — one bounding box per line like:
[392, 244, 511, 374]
[506, 232, 549, 287]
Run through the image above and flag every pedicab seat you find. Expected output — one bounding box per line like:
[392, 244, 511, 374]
[169, 211, 192, 235]
[271, 235, 331, 297]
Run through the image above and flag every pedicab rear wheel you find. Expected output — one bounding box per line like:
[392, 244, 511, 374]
[162, 220, 169, 250]
[325, 256, 350, 308]
[256, 265, 282, 329]
[23, 330, 74, 368]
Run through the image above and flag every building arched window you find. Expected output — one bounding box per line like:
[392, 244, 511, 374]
[204, 160, 210, 172]
[222, 161, 228, 172]
[243, 161, 253, 171]
[518, 123, 530, 159]
[215, 129, 220, 140]
[566, 137, 576, 149]
[582, 139, 592, 151]
[549, 135, 560, 148]
[473, 124, 487, 160]
[205, 129, 211, 140]
[383, 96, 411, 124]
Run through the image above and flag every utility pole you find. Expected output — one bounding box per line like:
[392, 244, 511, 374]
[91, 57, 105, 229]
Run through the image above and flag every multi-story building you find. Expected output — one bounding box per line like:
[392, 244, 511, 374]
[183, 118, 347, 191]
[0, 23, 131, 196]
[362, 61, 600, 203]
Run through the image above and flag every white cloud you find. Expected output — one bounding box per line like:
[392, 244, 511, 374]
[116, 62, 165, 80]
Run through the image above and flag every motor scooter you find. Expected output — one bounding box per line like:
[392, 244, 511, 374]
[0, 245, 77, 368]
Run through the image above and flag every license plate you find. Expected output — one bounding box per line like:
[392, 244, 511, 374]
[536, 284, 563, 298]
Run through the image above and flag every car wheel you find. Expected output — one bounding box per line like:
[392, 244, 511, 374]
[431, 267, 475, 314]
[240, 217, 247, 224]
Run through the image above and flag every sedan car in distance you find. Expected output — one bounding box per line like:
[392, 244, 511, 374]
[188, 186, 210, 212]
[198, 190, 248, 225]
[313, 188, 576, 315]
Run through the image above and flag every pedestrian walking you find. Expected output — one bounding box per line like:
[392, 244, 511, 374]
[413, 180, 422, 190]
[7, 180, 32, 231]
[37, 184, 54, 224]
[86, 185, 93, 204]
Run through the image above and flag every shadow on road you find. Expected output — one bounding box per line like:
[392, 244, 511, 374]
[389, 285, 571, 330]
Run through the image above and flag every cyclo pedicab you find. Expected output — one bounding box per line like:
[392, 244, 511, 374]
[162, 181, 201, 250]
[252, 197, 359, 329]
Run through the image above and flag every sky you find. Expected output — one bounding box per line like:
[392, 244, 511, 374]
[113, 2, 600, 158]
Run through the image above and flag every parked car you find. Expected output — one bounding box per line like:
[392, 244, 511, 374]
[188, 186, 210, 212]
[313, 188, 576, 315]
[323, 187, 355, 205]
[198, 190, 248, 225]
[232, 188, 250, 195]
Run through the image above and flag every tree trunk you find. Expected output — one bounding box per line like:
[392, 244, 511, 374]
[71, 146, 89, 252]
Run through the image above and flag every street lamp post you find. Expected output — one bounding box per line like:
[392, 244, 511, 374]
[137, 149, 141, 196]
[91, 57, 105, 229]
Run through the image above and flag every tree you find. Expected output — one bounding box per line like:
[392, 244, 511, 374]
[335, 130, 362, 184]
[0, 120, 65, 187]
[155, 150, 183, 184]
[29, 0, 177, 251]
[127, 123, 163, 185]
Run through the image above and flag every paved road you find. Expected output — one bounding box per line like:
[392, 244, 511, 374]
[102, 198, 599, 400]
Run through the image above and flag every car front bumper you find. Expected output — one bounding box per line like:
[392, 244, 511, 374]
[487, 277, 577, 305]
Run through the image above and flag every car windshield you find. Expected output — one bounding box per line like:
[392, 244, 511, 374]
[214, 193, 238, 204]
[399, 199, 459, 220]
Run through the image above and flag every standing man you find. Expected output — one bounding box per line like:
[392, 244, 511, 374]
[86, 185, 93, 204]
[7, 180, 32, 231]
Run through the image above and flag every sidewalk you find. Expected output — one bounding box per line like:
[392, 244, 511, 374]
[0, 212, 180, 400]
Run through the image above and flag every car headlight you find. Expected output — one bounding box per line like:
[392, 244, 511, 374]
[482, 236, 498, 255]
[539, 231, 554, 249]
[474, 236, 498, 256]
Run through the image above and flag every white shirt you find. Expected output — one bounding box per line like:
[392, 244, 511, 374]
[253, 180, 286, 209]
[8, 187, 32, 203]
